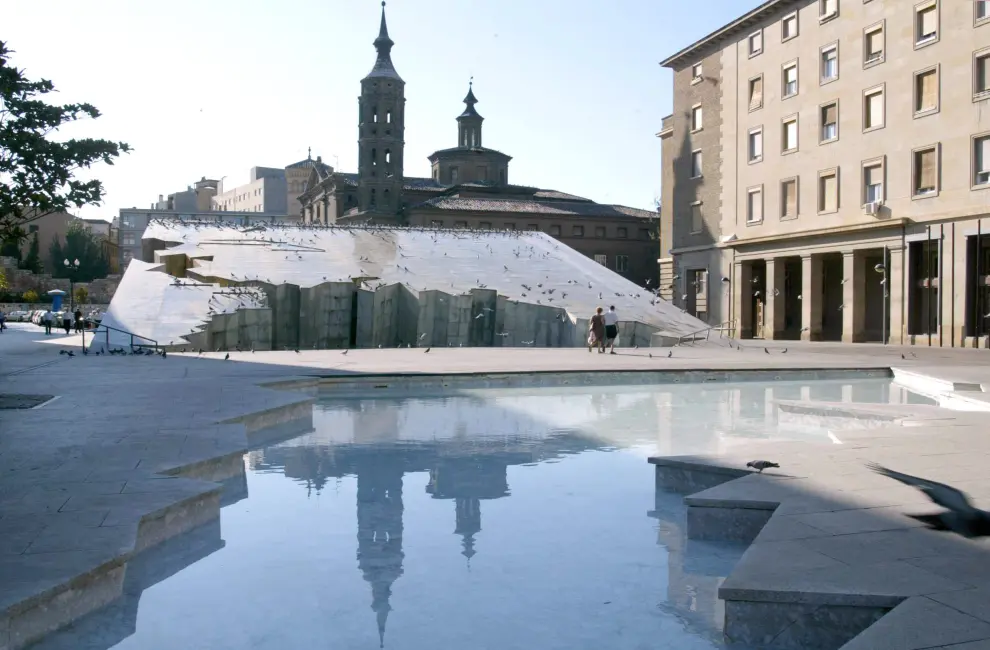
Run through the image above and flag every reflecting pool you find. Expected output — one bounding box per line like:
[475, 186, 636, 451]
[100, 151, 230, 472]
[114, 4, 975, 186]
[37, 377, 920, 650]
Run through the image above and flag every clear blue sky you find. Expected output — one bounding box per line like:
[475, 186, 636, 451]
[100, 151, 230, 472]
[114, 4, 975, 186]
[6, 0, 761, 220]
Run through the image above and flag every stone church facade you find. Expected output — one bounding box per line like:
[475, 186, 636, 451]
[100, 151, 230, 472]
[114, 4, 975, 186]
[299, 3, 657, 286]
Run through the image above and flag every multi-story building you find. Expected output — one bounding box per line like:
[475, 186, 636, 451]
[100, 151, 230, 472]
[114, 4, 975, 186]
[154, 178, 219, 213]
[115, 209, 289, 269]
[297, 4, 660, 286]
[660, 0, 990, 346]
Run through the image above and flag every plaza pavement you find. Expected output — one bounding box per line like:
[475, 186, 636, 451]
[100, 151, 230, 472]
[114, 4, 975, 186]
[3, 321, 990, 648]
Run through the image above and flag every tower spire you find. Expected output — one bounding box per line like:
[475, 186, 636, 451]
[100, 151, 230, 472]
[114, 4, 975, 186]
[364, 1, 402, 81]
[457, 79, 484, 148]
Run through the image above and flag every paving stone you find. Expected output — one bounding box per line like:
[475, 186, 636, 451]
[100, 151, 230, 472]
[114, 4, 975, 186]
[929, 589, 990, 625]
[837, 597, 990, 650]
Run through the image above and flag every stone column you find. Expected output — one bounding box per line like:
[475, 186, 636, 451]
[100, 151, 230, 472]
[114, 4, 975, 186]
[764, 258, 786, 340]
[842, 252, 866, 343]
[801, 254, 823, 341]
[733, 261, 753, 338]
[887, 246, 905, 345]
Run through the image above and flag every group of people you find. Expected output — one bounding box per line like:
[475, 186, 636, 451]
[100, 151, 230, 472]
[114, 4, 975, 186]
[588, 306, 619, 354]
[38, 309, 84, 335]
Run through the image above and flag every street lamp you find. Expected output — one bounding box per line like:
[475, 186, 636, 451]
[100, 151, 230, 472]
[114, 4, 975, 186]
[874, 259, 887, 345]
[64, 258, 80, 310]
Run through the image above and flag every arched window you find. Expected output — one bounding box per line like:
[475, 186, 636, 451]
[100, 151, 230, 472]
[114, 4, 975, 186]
[385, 149, 391, 165]
[373, 109, 378, 123]
[470, 130, 476, 147]
[387, 110, 392, 124]
[383, 189, 390, 204]
[370, 189, 376, 206]
[371, 148, 377, 168]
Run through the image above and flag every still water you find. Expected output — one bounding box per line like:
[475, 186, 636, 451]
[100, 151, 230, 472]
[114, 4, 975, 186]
[36, 377, 920, 650]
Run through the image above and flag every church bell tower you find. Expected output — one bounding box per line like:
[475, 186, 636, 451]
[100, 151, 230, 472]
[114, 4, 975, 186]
[357, 1, 405, 217]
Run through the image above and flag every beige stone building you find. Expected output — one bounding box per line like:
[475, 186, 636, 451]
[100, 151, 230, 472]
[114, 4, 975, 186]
[297, 4, 659, 287]
[660, 0, 990, 346]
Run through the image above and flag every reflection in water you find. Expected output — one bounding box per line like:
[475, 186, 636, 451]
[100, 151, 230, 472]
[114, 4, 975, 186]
[38, 378, 916, 650]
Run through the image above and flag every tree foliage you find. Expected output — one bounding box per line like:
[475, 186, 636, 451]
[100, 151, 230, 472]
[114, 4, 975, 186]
[19, 231, 41, 273]
[74, 285, 88, 305]
[0, 237, 19, 260]
[0, 266, 7, 291]
[0, 41, 130, 242]
[49, 221, 109, 282]
[22, 288, 38, 302]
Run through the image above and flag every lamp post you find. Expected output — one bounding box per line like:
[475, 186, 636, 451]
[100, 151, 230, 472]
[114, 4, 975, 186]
[874, 255, 887, 345]
[64, 258, 80, 310]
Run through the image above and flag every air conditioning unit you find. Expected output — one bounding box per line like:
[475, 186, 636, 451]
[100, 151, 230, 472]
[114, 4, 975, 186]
[864, 201, 881, 216]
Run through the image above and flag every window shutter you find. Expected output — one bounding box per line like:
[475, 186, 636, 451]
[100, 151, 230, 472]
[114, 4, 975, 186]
[919, 71, 937, 110]
[822, 174, 837, 211]
[979, 138, 990, 172]
[752, 32, 762, 51]
[783, 181, 797, 216]
[823, 104, 837, 125]
[921, 8, 937, 37]
[868, 92, 883, 126]
[785, 121, 797, 149]
[919, 149, 937, 189]
[750, 78, 763, 110]
[786, 66, 797, 85]
[751, 131, 763, 157]
[749, 190, 763, 221]
[691, 204, 702, 231]
[867, 30, 883, 56]
[822, 0, 836, 14]
[865, 165, 882, 188]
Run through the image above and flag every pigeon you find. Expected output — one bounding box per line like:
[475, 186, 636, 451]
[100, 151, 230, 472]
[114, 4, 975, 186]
[667, 350, 672, 358]
[161, 349, 167, 359]
[764, 347, 770, 354]
[66, 350, 75, 357]
[746, 460, 779, 473]
[342, 349, 348, 355]
[424, 347, 431, 353]
[867, 463, 990, 538]
[782, 348, 788, 354]
[649, 353, 653, 358]
[901, 353, 906, 359]
[224, 353, 230, 360]
[294, 349, 300, 354]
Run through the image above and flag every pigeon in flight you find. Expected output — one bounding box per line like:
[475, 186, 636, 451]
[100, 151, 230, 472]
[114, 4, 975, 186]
[746, 460, 779, 473]
[867, 463, 990, 538]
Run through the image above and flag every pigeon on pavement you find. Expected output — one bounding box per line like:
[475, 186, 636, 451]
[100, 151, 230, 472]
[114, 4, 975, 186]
[746, 460, 779, 473]
[867, 463, 990, 538]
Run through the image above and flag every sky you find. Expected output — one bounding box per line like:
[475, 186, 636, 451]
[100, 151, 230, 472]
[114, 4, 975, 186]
[5, 0, 762, 221]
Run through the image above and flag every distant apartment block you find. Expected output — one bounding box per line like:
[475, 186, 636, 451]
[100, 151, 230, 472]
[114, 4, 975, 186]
[212, 155, 331, 221]
[660, 0, 990, 346]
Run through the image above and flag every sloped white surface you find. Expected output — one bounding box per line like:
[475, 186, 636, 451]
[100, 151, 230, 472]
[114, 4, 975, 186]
[95, 259, 266, 349]
[103, 221, 707, 346]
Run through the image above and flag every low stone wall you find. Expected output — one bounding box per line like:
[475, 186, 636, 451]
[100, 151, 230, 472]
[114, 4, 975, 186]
[1, 303, 110, 314]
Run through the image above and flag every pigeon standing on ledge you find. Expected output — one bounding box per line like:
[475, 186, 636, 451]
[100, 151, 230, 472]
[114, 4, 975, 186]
[747, 460, 779, 473]
[867, 463, 990, 538]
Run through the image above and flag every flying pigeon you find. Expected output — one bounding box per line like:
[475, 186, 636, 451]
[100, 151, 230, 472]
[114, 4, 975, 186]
[747, 460, 779, 473]
[867, 463, 990, 538]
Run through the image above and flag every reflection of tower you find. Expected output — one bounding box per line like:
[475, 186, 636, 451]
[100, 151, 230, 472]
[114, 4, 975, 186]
[426, 455, 512, 564]
[356, 458, 405, 648]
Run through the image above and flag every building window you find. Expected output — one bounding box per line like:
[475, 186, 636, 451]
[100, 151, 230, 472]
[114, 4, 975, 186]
[572, 225, 585, 237]
[864, 87, 885, 131]
[550, 225, 561, 236]
[691, 104, 703, 131]
[864, 162, 884, 204]
[746, 186, 764, 224]
[370, 189, 376, 206]
[450, 167, 459, 183]
[594, 254, 607, 266]
[915, 67, 939, 115]
[690, 202, 703, 233]
[975, 50, 990, 99]
[748, 127, 763, 163]
[617, 227, 628, 238]
[820, 0, 838, 20]
[499, 222, 513, 230]
[916, 2, 938, 46]
[28, 224, 39, 233]
[691, 150, 703, 178]
[615, 255, 629, 273]
[973, 135, 990, 187]
[864, 24, 884, 66]
[748, 75, 764, 111]
[638, 228, 650, 240]
[782, 61, 798, 98]
[820, 101, 838, 142]
[594, 226, 606, 238]
[387, 110, 392, 123]
[782, 12, 798, 41]
[122, 234, 135, 246]
[123, 251, 133, 262]
[480, 221, 492, 229]
[431, 220, 444, 227]
[819, 169, 839, 213]
[478, 166, 488, 181]
[782, 116, 798, 153]
[748, 30, 763, 56]
[781, 178, 798, 219]
[978, 0, 990, 24]
[691, 63, 703, 83]
[454, 221, 467, 228]
[821, 44, 838, 83]
[913, 145, 939, 197]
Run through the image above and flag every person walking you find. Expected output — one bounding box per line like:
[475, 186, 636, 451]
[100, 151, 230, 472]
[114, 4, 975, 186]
[588, 307, 606, 354]
[42, 309, 53, 335]
[603, 305, 619, 355]
[62, 310, 72, 335]
[0, 310, 6, 333]
[74, 309, 83, 333]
